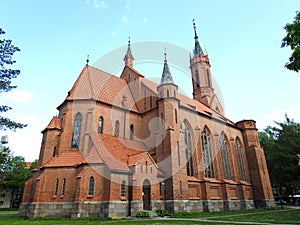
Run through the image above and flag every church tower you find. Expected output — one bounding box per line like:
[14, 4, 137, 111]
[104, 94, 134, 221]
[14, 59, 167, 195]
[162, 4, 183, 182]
[189, 20, 215, 108]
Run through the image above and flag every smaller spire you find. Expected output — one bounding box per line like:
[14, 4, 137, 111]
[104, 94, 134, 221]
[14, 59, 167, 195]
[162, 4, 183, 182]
[160, 50, 175, 85]
[126, 37, 133, 57]
[86, 54, 89, 66]
[124, 37, 134, 68]
[192, 19, 205, 56]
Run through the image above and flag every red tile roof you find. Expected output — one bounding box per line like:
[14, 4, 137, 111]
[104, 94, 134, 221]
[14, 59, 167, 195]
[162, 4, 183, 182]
[43, 116, 61, 132]
[42, 150, 84, 168]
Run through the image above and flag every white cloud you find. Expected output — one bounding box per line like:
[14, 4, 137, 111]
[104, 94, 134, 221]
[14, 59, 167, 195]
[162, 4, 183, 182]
[143, 17, 148, 23]
[125, 0, 131, 13]
[4, 90, 34, 103]
[93, 0, 106, 9]
[112, 32, 117, 37]
[122, 16, 128, 24]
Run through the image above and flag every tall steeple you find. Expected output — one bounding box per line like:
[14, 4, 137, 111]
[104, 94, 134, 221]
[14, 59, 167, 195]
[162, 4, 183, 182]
[193, 19, 205, 56]
[159, 52, 175, 85]
[124, 37, 134, 68]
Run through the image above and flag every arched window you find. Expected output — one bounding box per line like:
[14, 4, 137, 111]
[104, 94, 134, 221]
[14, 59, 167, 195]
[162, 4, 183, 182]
[61, 178, 66, 195]
[114, 120, 119, 137]
[220, 133, 232, 180]
[182, 122, 194, 176]
[98, 116, 103, 133]
[195, 69, 200, 88]
[130, 124, 134, 140]
[54, 179, 59, 195]
[236, 138, 246, 181]
[88, 176, 94, 195]
[202, 127, 214, 178]
[159, 182, 164, 196]
[71, 113, 82, 149]
[121, 180, 126, 197]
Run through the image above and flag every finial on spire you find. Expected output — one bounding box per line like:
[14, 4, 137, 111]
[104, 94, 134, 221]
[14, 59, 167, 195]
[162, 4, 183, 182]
[86, 54, 89, 66]
[193, 19, 198, 39]
[164, 47, 167, 62]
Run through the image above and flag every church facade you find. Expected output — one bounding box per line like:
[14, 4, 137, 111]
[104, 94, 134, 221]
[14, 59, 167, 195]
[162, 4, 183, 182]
[19, 24, 274, 218]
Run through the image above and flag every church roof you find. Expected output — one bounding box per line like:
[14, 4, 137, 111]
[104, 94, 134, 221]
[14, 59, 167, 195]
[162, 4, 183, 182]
[65, 66, 139, 112]
[42, 150, 85, 168]
[42, 116, 61, 132]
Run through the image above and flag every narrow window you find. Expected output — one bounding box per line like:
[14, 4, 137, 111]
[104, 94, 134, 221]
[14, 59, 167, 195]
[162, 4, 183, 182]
[61, 178, 66, 195]
[202, 127, 215, 178]
[207, 69, 211, 87]
[220, 133, 232, 180]
[146, 161, 148, 173]
[71, 113, 82, 149]
[88, 176, 94, 195]
[195, 69, 200, 88]
[53, 147, 57, 157]
[115, 120, 119, 137]
[98, 116, 103, 133]
[159, 182, 164, 196]
[182, 122, 194, 176]
[180, 181, 183, 195]
[236, 138, 246, 181]
[177, 141, 181, 165]
[167, 90, 170, 98]
[130, 124, 134, 140]
[150, 96, 153, 108]
[144, 90, 146, 110]
[121, 180, 126, 197]
[54, 179, 59, 195]
[175, 109, 178, 124]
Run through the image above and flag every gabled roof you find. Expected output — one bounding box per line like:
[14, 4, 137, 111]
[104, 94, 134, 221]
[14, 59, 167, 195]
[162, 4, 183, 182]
[66, 66, 139, 112]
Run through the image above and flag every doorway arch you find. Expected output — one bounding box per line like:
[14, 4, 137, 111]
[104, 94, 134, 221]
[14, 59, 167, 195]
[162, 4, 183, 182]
[142, 179, 151, 210]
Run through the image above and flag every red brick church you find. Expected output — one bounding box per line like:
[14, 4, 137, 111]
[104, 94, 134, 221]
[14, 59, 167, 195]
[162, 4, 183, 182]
[19, 23, 274, 218]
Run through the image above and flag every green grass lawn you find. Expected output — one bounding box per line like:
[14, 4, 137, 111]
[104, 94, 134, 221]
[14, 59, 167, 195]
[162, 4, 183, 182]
[0, 207, 299, 225]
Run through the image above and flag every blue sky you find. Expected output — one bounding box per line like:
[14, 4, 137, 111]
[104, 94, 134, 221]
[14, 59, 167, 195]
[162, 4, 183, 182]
[0, 0, 299, 161]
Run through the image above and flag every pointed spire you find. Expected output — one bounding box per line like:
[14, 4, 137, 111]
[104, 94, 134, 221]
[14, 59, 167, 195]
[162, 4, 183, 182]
[126, 37, 133, 57]
[124, 37, 134, 68]
[193, 19, 205, 56]
[160, 49, 175, 85]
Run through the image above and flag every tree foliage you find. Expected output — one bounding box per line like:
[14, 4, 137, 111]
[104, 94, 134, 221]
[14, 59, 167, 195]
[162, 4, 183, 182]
[259, 115, 300, 191]
[281, 11, 300, 73]
[0, 28, 26, 130]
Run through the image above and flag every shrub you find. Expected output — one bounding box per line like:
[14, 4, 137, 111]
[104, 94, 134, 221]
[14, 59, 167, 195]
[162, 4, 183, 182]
[155, 209, 169, 217]
[136, 210, 150, 218]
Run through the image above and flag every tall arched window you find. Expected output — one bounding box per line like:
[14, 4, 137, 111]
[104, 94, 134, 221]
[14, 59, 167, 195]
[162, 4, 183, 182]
[114, 120, 119, 137]
[54, 179, 59, 195]
[88, 176, 94, 195]
[220, 133, 232, 180]
[236, 138, 246, 181]
[121, 180, 126, 197]
[71, 113, 82, 149]
[182, 122, 194, 176]
[98, 116, 103, 133]
[202, 127, 214, 178]
[61, 178, 66, 195]
[130, 124, 134, 140]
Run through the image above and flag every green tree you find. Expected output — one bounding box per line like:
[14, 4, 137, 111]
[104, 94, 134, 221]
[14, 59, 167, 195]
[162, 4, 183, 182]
[0, 28, 26, 130]
[259, 115, 300, 197]
[281, 11, 300, 73]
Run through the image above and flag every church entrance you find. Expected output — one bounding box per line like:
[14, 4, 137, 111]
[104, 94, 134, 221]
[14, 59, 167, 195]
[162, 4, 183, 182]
[142, 179, 151, 210]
